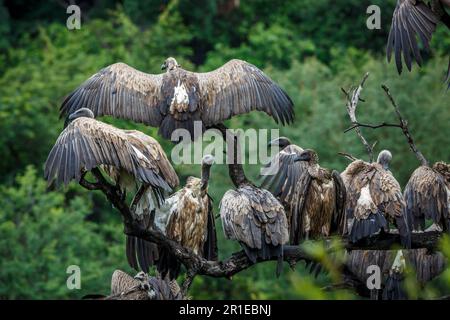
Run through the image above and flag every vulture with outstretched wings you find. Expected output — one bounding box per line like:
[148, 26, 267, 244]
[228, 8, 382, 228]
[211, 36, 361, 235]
[404, 161, 449, 232]
[386, 0, 450, 86]
[341, 150, 411, 247]
[60, 57, 294, 140]
[220, 185, 289, 276]
[156, 155, 218, 279]
[261, 138, 346, 244]
[44, 108, 179, 273]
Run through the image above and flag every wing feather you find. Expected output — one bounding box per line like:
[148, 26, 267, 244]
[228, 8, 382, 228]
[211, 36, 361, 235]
[60, 63, 164, 126]
[387, 0, 439, 74]
[195, 60, 294, 126]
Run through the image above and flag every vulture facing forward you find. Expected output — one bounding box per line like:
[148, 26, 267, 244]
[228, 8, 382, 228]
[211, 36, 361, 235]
[341, 150, 411, 247]
[261, 138, 346, 244]
[60, 57, 294, 140]
[156, 155, 218, 279]
[44, 108, 179, 273]
[387, 0, 450, 85]
[404, 161, 450, 232]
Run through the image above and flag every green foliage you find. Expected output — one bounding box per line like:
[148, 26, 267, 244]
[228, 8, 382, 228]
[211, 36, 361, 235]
[0, 166, 127, 299]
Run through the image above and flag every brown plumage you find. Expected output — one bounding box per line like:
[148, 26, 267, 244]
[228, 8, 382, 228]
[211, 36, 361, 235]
[404, 162, 450, 232]
[341, 150, 411, 247]
[220, 185, 289, 276]
[60, 57, 294, 140]
[110, 270, 183, 300]
[261, 138, 346, 244]
[44, 108, 179, 273]
[386, 0, 450, 86]
[157, 155, 218, 279]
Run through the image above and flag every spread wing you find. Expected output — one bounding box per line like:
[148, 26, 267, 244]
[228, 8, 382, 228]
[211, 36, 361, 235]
[60, 63, 164, 126]
[260, 144, 306, 201]
[44, 117, 171, 191]
[404, 165, 448, 231]
[124, 130, 179, 189]
[387, 0, 439, 73]
[195, 59, 294, 126]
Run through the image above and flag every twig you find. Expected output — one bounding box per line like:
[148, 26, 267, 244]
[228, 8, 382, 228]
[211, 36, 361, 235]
[342, 72, 375, 162]
[338, 152, 358, 162]
[381, 85, 429, 166]
[344, 122, 402, 133]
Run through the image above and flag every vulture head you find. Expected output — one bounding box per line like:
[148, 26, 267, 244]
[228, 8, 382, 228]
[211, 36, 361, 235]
[377, 149, 392, 170]
[65, 107, 95, 127]
[432, 161, 450, 182]
[294, 149, 319, 164]
[268, 137, 292, 150]
[161, 57, 180, 71]
[201, 154, 215, 193]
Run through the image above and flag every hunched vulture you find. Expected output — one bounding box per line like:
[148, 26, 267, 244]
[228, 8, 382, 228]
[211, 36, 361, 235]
[341, 150, 411, 247]
[404, 161, 450, 232]
[261, 137, 346, 244]
[155, 154, 218, 279]
[60, 57, 294, 140]
[44, 108, 179, 273]
[386, 0, 450, 86]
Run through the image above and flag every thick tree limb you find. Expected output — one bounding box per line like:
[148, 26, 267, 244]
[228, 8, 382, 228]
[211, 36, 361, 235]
[78, 167, 443, 299]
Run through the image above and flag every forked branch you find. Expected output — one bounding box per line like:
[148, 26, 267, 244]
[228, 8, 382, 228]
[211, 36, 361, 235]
[342, 72, 376, 162]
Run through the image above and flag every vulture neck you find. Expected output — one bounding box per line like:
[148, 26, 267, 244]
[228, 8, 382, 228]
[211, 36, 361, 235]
[213, 124, 250, 188]
[200, 164, 211, 196]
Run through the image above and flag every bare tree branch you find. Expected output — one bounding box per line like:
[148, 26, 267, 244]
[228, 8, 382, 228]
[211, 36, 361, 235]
[344, 121, 402, 133]
[342, 72, 375, 162]
[381, 84, 429, 166]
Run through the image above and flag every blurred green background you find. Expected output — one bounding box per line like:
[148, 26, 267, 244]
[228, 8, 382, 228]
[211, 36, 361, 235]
[0, 0, 449, 299]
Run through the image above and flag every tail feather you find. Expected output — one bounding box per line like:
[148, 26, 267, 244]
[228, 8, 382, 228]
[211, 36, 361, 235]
[349, 211, 388, 243]
[382, 273, 407, 300]
[156, 248, 181, 280]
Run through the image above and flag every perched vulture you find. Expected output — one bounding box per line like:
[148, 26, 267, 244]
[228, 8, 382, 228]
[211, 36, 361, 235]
[386, 0, 450, 86]
[110, 270, 183, 300]
[44, 108, 179, 273]
[261, 138, 346, 244]
[220, 185, 289, 276]
[341, 150, 411, 247]
[156, 155, 218, 279]
[404, 161, 450, 232]
[346, 249, 445, 299]
[60, 57, 294, 140]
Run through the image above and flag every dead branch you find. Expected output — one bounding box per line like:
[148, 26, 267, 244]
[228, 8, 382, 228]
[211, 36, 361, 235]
[342, 72, 376, 162]
[381, 84, 429, 166]
[344, 121, 401, 133]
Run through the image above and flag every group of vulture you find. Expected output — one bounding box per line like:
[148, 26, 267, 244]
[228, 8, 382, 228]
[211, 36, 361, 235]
[43, 1, 449, 299]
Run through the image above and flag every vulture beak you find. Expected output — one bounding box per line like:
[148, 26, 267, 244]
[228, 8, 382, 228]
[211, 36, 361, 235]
[294, 152, 310, 162]
[267, 139, 277, 148]
[161, 63, 167, 70]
